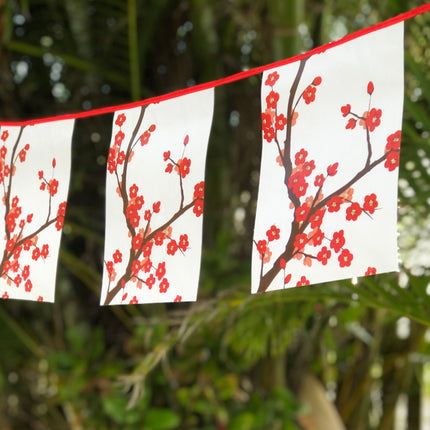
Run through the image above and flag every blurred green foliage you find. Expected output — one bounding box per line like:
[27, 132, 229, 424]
[0, 0, 430, 429]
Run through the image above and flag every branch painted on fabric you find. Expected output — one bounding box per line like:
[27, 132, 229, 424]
[256, 63, 401, 293]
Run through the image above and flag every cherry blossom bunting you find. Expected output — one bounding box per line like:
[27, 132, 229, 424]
[252, 22, 404, 294]
[101, 89, 214, 305]
[0, 120, 74, 302]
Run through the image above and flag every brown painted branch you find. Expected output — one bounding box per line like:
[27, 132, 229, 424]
[282, 57, 309, 208]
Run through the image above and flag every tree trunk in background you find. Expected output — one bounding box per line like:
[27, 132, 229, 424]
[268, 0, 305, 60]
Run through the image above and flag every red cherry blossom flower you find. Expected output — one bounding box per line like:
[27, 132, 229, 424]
[262, 112, 273, 130]
[346, 118, 356, 130]
[346, 202, 362, 221]
[37, 296, 43, 302]
[296, 276, 310, 287]
[165, 163, 173, 173]
[117, 151, 126, 165]
[183, 134, 189, 145]
[156, 262, 166, 280]
[14, 275, 22, 287]
[57, 202, 66, 217]
[280, 258, 286, 269]
[6, 239, 14, 253]
[302, 160, 315, 177]
[129, 296, 138, 304]
[338, 248, 353, 267]
[174, 295, 182, 302]
[32, 247, 41, 261]
[367, 81, 374, 95]
[310, 228, 324, 246]
[22, 265, 30, 280]
[266, 90, 280, 109]
[129, 184, 138, 198]
[23, 240, 32, 250]
[193, 199, 204, 217]
[134, 195, 144, 210]
[365, 267, 377, 276]
[56, 216, 64, 231]
[13, 245, 22, 259]
[113, 249, 122, 263]
[341, 104, 351, 117]
[295, 203, 310, 223]
[1, 131, 9, 141]
[159, 278, 169, 293]
[256, 239, 267, 255]
[384, 151, 399, 171]
[284, 273, 292, 284]
[317, 246, 331, 265]
[363, 193, 378, 214]
[2, 292, 9, 299]
[194, 181, 205, 199]
[49, 179, 59, 197]
[163, 150, 171, 161]
[0, 146, 7, 159]
[115, 130, 125, 146]
[25, 279, 32, 292]
[152, 201, 161, 213]
[313, 76, 322, 86]
[327, 162, 338, 176]
[154, 231, 165, 246]
[107, 161, 116, 174]
[146, 274, 155, 289]
[365, 108, 382, 132]
[310, 208, 325, 229]
[41, 244, 49, 259]
[266, 225, 280, 242]
[294, 233, 308, 250]
[263, 126, 276, 143]
[295, 149, 308, 166]
[3, 260, 11, 273]
[132, 260, 141, 274]
[149, 124, 156, 132]
[303, 85, 316, 104]
[178, 234, 189, 251]
[143, 259, 152, 272]
[275, 114, 287, 130]
[19, 149, 27, 162]
[330, 230, 345, 253]
[140, 130, 151, 146]
[265, 71, 279, 86]
[115, 113, 126, 127]
[132, 234, 143, 251]
[260, 247, 272, 264]
[178, 157, 191, 178]
[142, 240, 153, 257]
[144, 210, 152, 221]
[314, 174, 325, 187]
[11, 261, 19, 273]
[385, 130, 401, 152]
[327, 195, 343, 212]
[167, 239, 178, 255]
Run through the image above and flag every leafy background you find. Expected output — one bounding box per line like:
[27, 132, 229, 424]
[0, 1, 430, 429]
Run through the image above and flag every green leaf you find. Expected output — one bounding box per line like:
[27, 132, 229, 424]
[143, 408, 181, 430]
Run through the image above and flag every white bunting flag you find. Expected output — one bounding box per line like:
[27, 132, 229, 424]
[101, 89, 214, 305]
[253, 23, 404, 293]
[0, 120, 74, 302]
